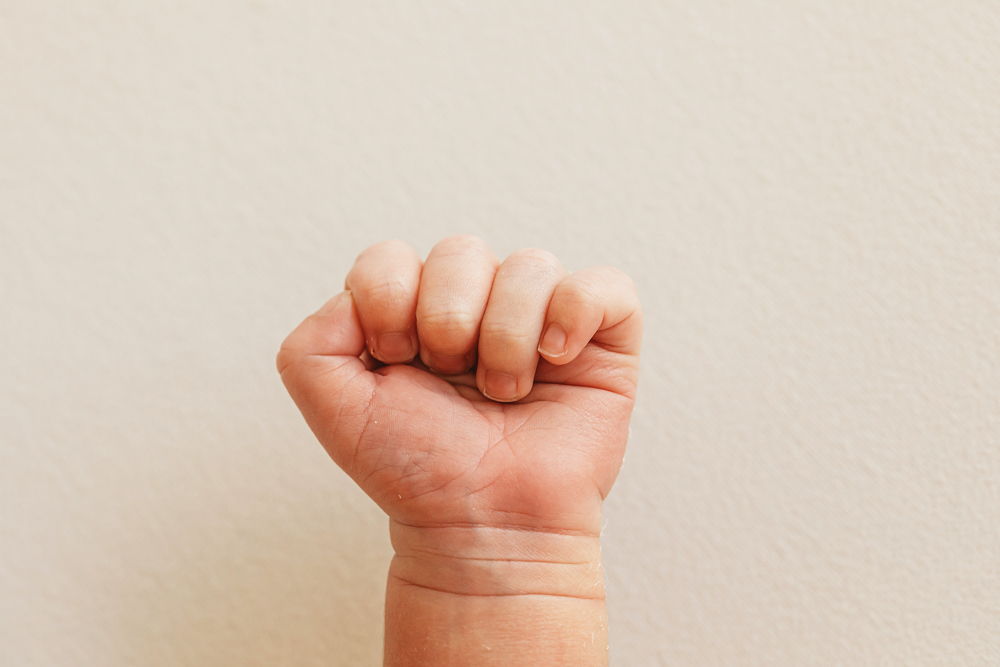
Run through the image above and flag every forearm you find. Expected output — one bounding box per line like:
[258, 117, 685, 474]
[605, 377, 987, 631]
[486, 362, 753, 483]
[383, 521, 608, 666]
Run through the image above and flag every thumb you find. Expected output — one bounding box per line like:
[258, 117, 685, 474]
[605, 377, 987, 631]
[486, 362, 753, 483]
[277, 290, 376, 473]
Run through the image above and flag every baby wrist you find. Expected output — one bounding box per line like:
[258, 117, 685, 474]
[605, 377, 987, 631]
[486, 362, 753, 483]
[388, 519, 605, 600]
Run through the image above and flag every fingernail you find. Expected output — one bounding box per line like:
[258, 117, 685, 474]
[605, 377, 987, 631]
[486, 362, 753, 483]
[374, 332, 416, 363]
[483, 370, 518, 402]
[425, 352, 472, 375]
[538, 322, 568, 357]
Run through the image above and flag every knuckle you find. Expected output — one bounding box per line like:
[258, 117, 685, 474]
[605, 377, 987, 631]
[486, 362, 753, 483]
[354, 277, 415, 304]
[420, 309, 479, 338]
[356, 239, 414, 260]
[505, 248, 563, 277]
[604, 265, 637, 292]
[563, 276, 604, 303]
[479, 320, 535, 341]
[569, 266, 637, 300]
[432, 234, 493, 258]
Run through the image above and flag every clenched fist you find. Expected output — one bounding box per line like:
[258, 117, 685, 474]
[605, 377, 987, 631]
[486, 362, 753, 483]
[277, 236, 642, 666]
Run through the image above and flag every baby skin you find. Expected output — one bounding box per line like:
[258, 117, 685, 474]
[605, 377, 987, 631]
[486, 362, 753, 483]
[277, 236, 642, 666]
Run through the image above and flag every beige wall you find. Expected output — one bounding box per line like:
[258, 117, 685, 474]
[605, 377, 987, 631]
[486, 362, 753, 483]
[2, 2, 998, 665]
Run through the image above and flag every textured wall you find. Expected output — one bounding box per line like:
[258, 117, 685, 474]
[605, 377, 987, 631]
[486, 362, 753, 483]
[2, 2, 998, 665]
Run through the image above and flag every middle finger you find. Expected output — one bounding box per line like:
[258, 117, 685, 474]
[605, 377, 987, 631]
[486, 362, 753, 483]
[416, 235, 500, 375]
[476, 248, 566, 402]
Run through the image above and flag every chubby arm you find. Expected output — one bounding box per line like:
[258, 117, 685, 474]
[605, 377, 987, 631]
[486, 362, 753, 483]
[278, 236, 641, 666]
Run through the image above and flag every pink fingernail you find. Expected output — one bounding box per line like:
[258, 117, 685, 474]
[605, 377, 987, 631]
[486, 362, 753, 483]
[483, 370, 518, 402]
[374, 332, 416, 363]
[538, 322, 568, 357]
[425, 352, 472, 375]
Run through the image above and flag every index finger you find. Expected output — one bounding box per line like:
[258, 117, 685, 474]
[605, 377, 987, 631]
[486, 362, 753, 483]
[345, 240, 423, 364]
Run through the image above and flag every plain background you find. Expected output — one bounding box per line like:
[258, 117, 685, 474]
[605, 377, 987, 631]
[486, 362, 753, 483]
[2, 2, 999, 665]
